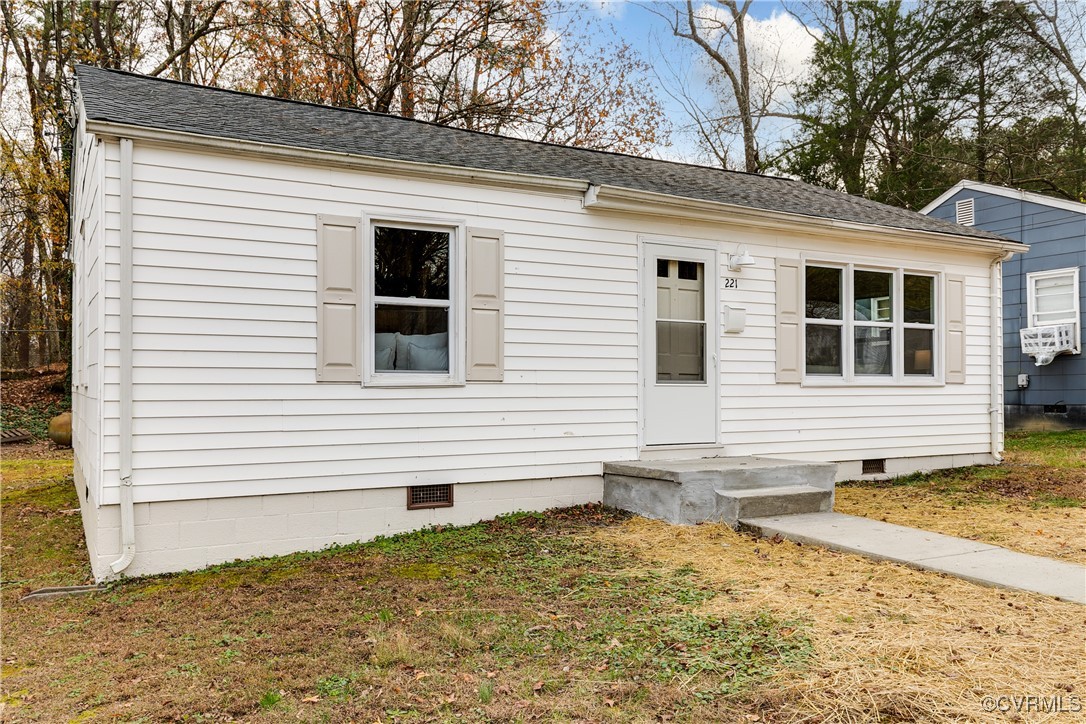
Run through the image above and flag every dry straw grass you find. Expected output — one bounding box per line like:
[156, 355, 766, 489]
[835, 486, 1086, 564]
[594, 518, 1086, 723]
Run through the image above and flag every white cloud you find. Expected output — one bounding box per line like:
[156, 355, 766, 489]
[742, 9, 819, 99]
[695, 5, 818, 100]
[583, 0, 627, 19]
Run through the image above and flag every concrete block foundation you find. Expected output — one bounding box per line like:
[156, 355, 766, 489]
[74, 463, 603, 582]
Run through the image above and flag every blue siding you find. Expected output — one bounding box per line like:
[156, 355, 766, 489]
[927, 190, 1085, 417]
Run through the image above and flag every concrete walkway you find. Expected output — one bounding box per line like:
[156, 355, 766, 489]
[742, 512, 1086, 604]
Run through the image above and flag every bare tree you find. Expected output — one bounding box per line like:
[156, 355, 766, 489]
[1006, 0, 1086, 94]
[657, 1, 759, 171]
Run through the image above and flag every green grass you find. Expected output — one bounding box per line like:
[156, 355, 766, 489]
[1006, 429, 1086, 466]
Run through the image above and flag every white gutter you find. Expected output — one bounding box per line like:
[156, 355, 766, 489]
[109, 137, 135, 574]
[989, 252, 1014, 464]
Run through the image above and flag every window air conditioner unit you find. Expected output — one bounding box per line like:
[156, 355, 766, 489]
[1020, 323, 1078, 366]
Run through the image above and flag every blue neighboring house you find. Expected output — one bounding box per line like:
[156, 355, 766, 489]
[922, 181, 1085, 429]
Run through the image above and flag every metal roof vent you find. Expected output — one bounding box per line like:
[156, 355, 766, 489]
[955, 198, 975, 226]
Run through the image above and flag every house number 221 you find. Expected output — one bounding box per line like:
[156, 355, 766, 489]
[723, 278, 738, 289]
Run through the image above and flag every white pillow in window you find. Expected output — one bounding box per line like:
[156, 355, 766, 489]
[375, 346, 395, 371]
[406, 341, 449, 371]
[374, 332, 398, 370]
[395, 332, 448, 370]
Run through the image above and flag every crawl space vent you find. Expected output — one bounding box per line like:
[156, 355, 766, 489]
[862, 459, 886, 475]
[955, 198, 975, 226]
[407, 484, 453, 510]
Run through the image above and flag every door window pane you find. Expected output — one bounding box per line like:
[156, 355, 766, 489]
[657, 259, 704, 321]
[678, 260, 700, 281]
[806, 266, 842, 320]
[656, 321, 705, 382]
[805, 324, 842, 375]
[855, 327, 892, 375]
[904, 275, 934, 324]
[904, 328, 934, 376]
[374, 226, 450, 299]
[854, 270, 893, 321]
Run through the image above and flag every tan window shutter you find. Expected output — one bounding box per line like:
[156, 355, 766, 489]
[945, 274, 967, 384]
[316, 215, 362, 382]
[776, 258, 802, 383]
[466, 227, 504, 381]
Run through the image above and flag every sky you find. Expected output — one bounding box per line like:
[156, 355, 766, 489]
[572, 1, 818, 163]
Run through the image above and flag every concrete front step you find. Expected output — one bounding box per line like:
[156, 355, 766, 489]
[602, 456, 838, 527]
[717, 485, 832, 522]
[603, 457, 837, 491]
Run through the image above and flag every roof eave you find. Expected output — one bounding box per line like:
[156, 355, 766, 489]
[84, 118, 591, 195]
[588, 184, 1029, 256]
[84, 117, 1027, 256]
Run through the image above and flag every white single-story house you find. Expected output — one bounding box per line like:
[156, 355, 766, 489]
[69, 65, 1028, 581]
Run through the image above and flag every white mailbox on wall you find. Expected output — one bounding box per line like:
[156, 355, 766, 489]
[723, 305, 747, 334]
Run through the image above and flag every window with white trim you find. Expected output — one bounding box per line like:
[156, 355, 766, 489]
[1027, 268, 1079, 327]
[315, 215, 502, 385]
[367, 220, 461, 384]
[804, 263, 938, 382]
[1026, 267, 1081, 350]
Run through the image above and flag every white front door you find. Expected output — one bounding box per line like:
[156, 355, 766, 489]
[642, 242, 719, 445]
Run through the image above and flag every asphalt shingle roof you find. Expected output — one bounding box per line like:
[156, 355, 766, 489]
[75, 64, 1007, 243]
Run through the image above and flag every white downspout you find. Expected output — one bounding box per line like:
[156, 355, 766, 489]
[989, 252, 1013, 464]
[109, 137, 135, 574]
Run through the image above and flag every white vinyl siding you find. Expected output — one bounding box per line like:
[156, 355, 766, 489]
[88, 141, 1003, 504]
[70, 110, 106, 503]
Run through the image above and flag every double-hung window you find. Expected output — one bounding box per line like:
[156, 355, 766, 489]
[1026, 267, 1081, 352]
[316, 215, 502, 385]
[804, 263, 938, 383]
[368, 220, 462, 384]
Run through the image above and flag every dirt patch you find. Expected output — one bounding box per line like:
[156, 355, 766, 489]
[913, 464, 1086, 503]
[0, 364, 67, 409]
[1, 438, 72, 460]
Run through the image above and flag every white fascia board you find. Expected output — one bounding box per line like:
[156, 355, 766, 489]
[590, 184, 1029, 257]
[920, 179, 1086, 216]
